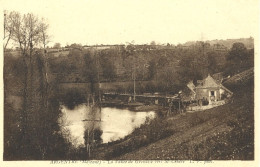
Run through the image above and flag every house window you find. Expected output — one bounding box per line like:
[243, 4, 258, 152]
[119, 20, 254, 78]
[211, 91, 215, 96]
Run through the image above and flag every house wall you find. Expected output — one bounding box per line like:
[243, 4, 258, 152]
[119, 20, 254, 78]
[195, 88, 221, 101]
[220, 88, 225, 100]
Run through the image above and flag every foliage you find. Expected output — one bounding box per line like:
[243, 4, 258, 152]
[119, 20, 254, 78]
[45, 40, 253, 94]
[227, 42, 248, 61]
[59, 88, 86, 109]
[148, 60, 156, 80]
[4, 11, 49, 54]
[99, 50, 116, 81]
[207, 51, 218, 73]
[4, 52, 73, 160]
[53, 43, 61, 49]
[83, 50, 99, 93]
[3, 11, 73, 160]
[225, 43, 254, 76]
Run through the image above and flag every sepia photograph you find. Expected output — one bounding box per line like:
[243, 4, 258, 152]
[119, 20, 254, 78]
[1, 0, 259, 165]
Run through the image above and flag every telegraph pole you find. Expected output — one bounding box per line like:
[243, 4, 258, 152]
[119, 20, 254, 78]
[133, 56, 136, 102]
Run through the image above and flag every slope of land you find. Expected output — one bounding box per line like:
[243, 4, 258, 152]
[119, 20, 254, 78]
[93, 68, 254, 160]
[184, 37, 254, 49]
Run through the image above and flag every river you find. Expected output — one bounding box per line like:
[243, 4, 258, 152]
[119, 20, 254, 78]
[58, 104, 156, 147]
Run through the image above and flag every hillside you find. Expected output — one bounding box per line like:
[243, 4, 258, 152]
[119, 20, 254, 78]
[223, 67, 254, 89]
[93, 68, 254, 160]
[184, 37, 254, 49]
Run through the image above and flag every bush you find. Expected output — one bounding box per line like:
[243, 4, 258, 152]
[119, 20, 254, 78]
[59, 88, 86, 109]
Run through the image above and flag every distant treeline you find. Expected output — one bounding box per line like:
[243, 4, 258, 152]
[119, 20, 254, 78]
[183, 37, 254, 49]
[5, 40, 254, 94]
[44, 41, 252, 91]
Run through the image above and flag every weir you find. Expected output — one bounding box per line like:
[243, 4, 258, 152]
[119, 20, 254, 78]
[102, 92, 182, 110]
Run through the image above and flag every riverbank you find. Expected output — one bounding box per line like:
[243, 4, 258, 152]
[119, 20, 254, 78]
[91, 73, 254, 160]
[101, 100, 166, 112]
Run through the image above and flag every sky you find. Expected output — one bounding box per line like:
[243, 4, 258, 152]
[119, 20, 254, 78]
[2, 0, 259, 46]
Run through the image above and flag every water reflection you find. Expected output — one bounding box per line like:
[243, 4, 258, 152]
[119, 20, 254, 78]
[101, 107, 155, 143]
[59, 104, 156, 147]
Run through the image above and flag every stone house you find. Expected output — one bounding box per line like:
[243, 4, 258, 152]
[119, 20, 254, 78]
[185, 74, 232, 105]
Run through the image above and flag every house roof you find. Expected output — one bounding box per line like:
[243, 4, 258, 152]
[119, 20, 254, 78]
[184, 74, 233, 101]
[212, 72, 223, 84]
[219, 84, 233, 95]
[182, 86, 196, 101]
[195, 74, 233, 94]
[197, 80, 203, 84]
[187, 81, 196, 93]
[196, 75, 220, 89]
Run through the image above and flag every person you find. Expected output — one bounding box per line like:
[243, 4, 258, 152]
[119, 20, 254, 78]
[198, 99, 202, 107]
[128, 96, 132, 103]
[182, 102, 186, 113]
[168, 101, 173, 115]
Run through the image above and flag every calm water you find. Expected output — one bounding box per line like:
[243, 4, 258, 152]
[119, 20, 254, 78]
[59, 104, 156, 147]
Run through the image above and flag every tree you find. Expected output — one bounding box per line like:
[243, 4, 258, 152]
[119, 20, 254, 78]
[125, 43, 137, 101]
[207, 51, 218, 74]
[148, 60, 156, 80]
[70, 43, 82, 49]
[177, 44, 210, 84]
[157, 67, 178, 92]
[83, 51, 98, 93]
[4, 11, 74, 160]
[6, 11, 52, 159]
[226, 42, 249, 75]
[227, 42, 248, 62]
[3, 11, 14, 51]
[38, 18, 51, 101]
[158, 56, 168, 67]
[39, 19, 50, 50]
[150, 41, 156, 45]
[53, 43, 61, 49]
[99, 51, 116, 81]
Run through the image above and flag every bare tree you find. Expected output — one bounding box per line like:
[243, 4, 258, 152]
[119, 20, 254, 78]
[4, 11, 10, 50]
[39, 18, 50, 50]
[7, 11, 51, 159]
[11, 12, 42, 102]
[3, 11, 16, 51]
[9, 12, 50, 55]
[39, 18, 51, 84]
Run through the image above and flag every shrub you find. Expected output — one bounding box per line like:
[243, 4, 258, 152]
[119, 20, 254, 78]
[59, 88, 86, 109]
